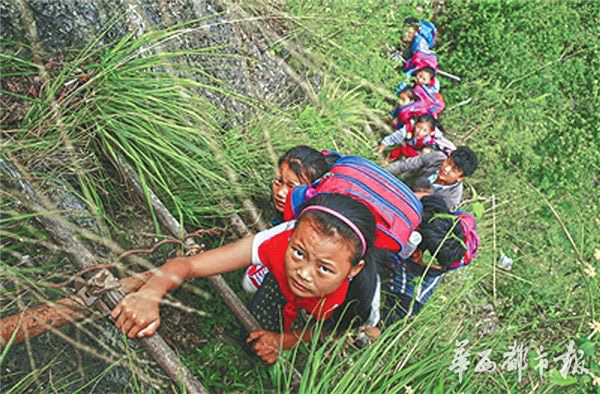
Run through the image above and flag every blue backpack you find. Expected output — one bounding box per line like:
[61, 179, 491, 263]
[409, 19, 437, 55]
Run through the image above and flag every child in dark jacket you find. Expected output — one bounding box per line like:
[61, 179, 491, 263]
[383, 195, 480, 324]
[387, 146, 478, 209]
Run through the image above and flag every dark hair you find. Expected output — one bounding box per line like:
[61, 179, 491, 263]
[296, 193, 388, 331]
[451, 146, 478, 177]
[404, 17, 420, 27]
[399, 87, 418, 102]
[417, 66, 436, 78]
[278, 145, 330, 183]
[414, 114, 436, 131]
[417, 195, 466, 269]
[323, 153, 340, 169]
[412, 178, 433, 194]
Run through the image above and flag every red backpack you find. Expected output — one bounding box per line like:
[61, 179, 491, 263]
[283, 154, 423, 253]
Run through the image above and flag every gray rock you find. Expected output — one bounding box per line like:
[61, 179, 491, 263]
[3, 0, 310, 120]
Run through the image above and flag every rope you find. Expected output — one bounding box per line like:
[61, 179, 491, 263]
[48, 227, 229, 290]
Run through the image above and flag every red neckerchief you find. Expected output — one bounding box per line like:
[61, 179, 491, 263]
[258, 228, 349, 331]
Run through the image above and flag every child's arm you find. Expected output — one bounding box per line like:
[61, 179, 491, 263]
[386, 152, 427, 175]
[111, 236, 254, 338]
[247, 328, 315, 364]
[380, 126, 408, 148]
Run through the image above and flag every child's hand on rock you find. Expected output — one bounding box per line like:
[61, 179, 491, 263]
[247, 330, 281, 364]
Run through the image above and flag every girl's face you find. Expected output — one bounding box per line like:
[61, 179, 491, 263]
[414, 120, 434, 140]
[398, 92, 412, 107]
[416, 70, 432, 86]
[285, 218, 364, 298]
[272, 162, 306, 213]
[402, 27, 417, 44]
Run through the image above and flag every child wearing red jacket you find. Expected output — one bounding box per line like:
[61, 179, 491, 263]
[112, 193, 383, 364]
[244, 145, 332, 291]
[389, 84, 445, 136]
[379, 114, 441, 160]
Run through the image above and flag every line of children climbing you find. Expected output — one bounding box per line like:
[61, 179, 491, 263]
[111, 18, 481, 365]
[379, 18, 455, 164]
[378, 18, 480, 329]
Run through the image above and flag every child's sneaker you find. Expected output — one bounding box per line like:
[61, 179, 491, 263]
[242, 264, 270, 293]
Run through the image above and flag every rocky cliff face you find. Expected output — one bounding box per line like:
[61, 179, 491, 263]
[1, 4, 305, 390]
[1, 0, 301, 117]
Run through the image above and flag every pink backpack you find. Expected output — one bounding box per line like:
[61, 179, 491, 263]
[448, 211, 480, 270]
[413, 85, 445, 118]
[405, 50, 439, 73]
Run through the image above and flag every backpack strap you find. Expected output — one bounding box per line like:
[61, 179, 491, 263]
[283, 184, 316, 221]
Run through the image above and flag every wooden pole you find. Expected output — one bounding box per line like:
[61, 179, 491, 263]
[1, 156, 207, 394]
[118, 158, 262, 332]
[0, 271, 152, 346]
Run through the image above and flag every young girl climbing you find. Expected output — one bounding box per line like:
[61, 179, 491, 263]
[395, 56, 440, 95]
[388, 87, 428, 132]
[244, 145, 333, 292]
[111, 193, 381, 364]
[378, 114, 441, 161]
[413, 67, 440, 93]
[270, 145, 331, 226]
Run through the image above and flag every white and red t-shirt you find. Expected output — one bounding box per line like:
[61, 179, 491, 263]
[251, 221, 349, 331]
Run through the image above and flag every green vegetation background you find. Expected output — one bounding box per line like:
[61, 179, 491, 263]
[1, 0, 598, 392]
